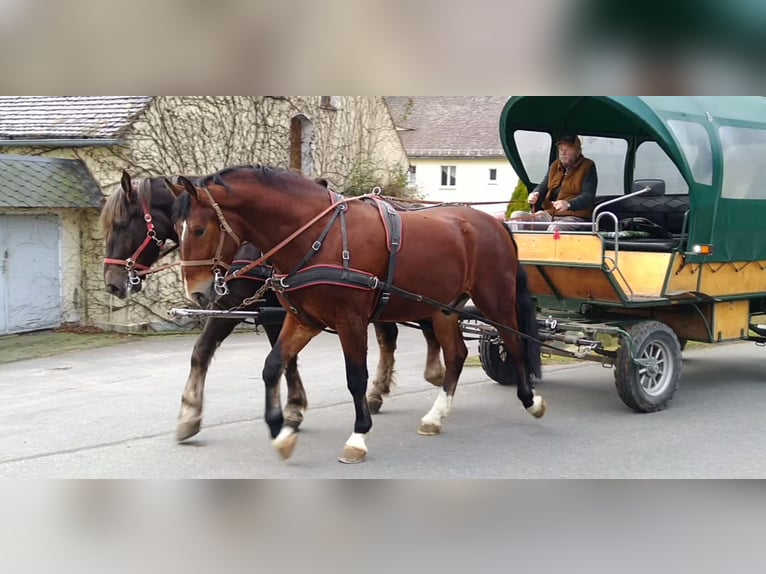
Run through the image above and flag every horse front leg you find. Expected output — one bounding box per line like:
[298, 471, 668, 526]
[177, 317, 240, 442]
[336, 321, 373, 464]
[368, 322, 398, 414]
[264, 322, 308, 429]
[262, 314, 320, 460]
[418, 315, 467, 436]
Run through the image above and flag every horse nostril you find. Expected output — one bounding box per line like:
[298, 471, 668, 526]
[106, 284, 120, 295]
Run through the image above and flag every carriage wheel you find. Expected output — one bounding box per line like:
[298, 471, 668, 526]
[614, 321, 682, 413]
[478, 335, 518, 386]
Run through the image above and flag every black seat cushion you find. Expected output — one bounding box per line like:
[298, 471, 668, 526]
[595, 195, 689, 235]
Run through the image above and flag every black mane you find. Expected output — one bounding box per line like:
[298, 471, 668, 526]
[173, 192, 192, 224]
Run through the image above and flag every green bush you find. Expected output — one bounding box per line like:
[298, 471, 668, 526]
[343, 160, 413, 199]
[506, 179, 530, 219]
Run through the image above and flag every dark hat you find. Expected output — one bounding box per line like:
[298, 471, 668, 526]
[557, 133, 582, 146]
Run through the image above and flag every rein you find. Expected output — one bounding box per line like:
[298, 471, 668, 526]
[223, 191, 366, 283]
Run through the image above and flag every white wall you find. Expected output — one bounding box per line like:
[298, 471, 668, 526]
[410, 157, 519, 216]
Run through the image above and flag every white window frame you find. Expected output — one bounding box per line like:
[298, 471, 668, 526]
[440, 165, 457, 188]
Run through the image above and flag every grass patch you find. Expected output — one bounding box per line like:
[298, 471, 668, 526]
[465, 353, 577, 369]
[0, 328, 133, 365]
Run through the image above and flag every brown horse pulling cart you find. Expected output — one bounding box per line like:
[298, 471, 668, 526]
[167, 167, 544, 464]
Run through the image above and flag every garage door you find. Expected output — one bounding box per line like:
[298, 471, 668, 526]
[0, 215, 62, 335]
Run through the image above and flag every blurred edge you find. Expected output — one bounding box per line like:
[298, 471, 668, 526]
[0, 0, 762, 93]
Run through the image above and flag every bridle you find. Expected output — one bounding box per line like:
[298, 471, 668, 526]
[103, 194, 167, 287]
[180, 185, 242, 296]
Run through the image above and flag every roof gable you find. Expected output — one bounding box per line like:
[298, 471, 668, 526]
[0, 96, 153, 141]
[0, 155, 103, 208]
[386, 96, 509, 158]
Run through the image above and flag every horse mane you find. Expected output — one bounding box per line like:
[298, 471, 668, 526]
[199, 165, 304, 191]
[99, 178, 153, 242]
[173, 192, 192, 224]
[173, 166, 324, 224]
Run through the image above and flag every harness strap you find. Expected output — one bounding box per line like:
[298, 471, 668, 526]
[289, 193, 346, 275]
[271, 265, 379, 293]
[370, 197, 402, 321]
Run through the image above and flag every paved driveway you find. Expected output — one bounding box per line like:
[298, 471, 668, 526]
[1, 327, 765, 478]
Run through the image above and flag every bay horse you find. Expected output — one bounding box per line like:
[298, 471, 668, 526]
[101, 171, 442, 442]
[170, 166, 544, 464]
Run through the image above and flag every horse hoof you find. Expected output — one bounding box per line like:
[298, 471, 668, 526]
[418, 422, 442, 436]
[338, 446, 367, 464]
[274, 432, 299, 460]
[527, 396, 547, 419]
[176, 418, 202, 443]
[368, 395, 383, 415]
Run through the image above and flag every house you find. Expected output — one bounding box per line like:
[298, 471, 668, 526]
[0, 96, 407, 334]
[385, 96, 516, 215]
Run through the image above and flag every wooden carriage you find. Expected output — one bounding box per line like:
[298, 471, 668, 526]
[474, 96, 766, 412]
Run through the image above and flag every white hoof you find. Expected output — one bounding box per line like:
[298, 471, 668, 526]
[526, 395, 547, 419]
[273, 427, 298, 460]
[339, 433, 368, 464]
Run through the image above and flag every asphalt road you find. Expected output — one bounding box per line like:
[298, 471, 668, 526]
[1, 327, 765, 478]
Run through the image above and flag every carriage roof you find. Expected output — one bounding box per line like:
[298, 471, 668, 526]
[500, 96, 766, 263]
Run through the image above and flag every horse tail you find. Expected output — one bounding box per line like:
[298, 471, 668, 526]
[504, 225, 542, 380]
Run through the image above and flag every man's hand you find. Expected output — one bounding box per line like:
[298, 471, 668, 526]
[553, 199, 571, 212]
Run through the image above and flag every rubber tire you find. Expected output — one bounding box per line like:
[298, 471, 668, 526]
[614, 321, 682, 413]
[479, 335, 518, 386]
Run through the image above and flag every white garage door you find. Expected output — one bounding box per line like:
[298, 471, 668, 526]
[0, 215, 62, 335]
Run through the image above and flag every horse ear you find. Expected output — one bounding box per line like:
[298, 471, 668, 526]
[121, 170, 134, 201]
[164, 178, 186, 199]
[177, 176, 199, 199]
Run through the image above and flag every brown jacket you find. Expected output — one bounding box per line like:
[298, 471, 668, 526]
[541, 156, 596, 219]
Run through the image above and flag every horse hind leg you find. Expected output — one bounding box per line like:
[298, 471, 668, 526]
[368, 322, 398, 414]
[177, 317, 240, 443]
[418, 314, 466, 436]
[421, 322, 446, 387]
[472, 285, 546, 419]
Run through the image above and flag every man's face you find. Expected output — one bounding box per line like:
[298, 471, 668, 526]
[558, 142, 580, 168]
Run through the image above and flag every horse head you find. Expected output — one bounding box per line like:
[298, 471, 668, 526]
[167, 176, 244, 307]
[101, 170, 178, 299]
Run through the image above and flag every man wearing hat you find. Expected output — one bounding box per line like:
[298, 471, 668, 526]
[509, 134, 598, 232]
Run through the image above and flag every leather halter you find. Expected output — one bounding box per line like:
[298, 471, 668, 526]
[104, 194, 165, 285]
[180, 185, 243, 295]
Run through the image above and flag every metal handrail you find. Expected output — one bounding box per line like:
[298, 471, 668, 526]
[591, 185, 652, 225]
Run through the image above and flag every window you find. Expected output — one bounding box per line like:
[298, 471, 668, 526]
[720, 126, 766, 200]
[320, 96, 341, 110]
[634, 141, 688, 195]
[514, 130, 552, 183]
[441, 166, 457, 188]
[407, 165, 417, 187]
[579, 136, 628, 197]
[668, 120, 713, 185]
[489, 168, 498, 183]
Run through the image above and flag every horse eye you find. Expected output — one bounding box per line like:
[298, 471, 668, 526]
[195, 228, 206, 238]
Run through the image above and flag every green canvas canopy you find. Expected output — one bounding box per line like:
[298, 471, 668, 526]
[499, 96, 766, 263]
